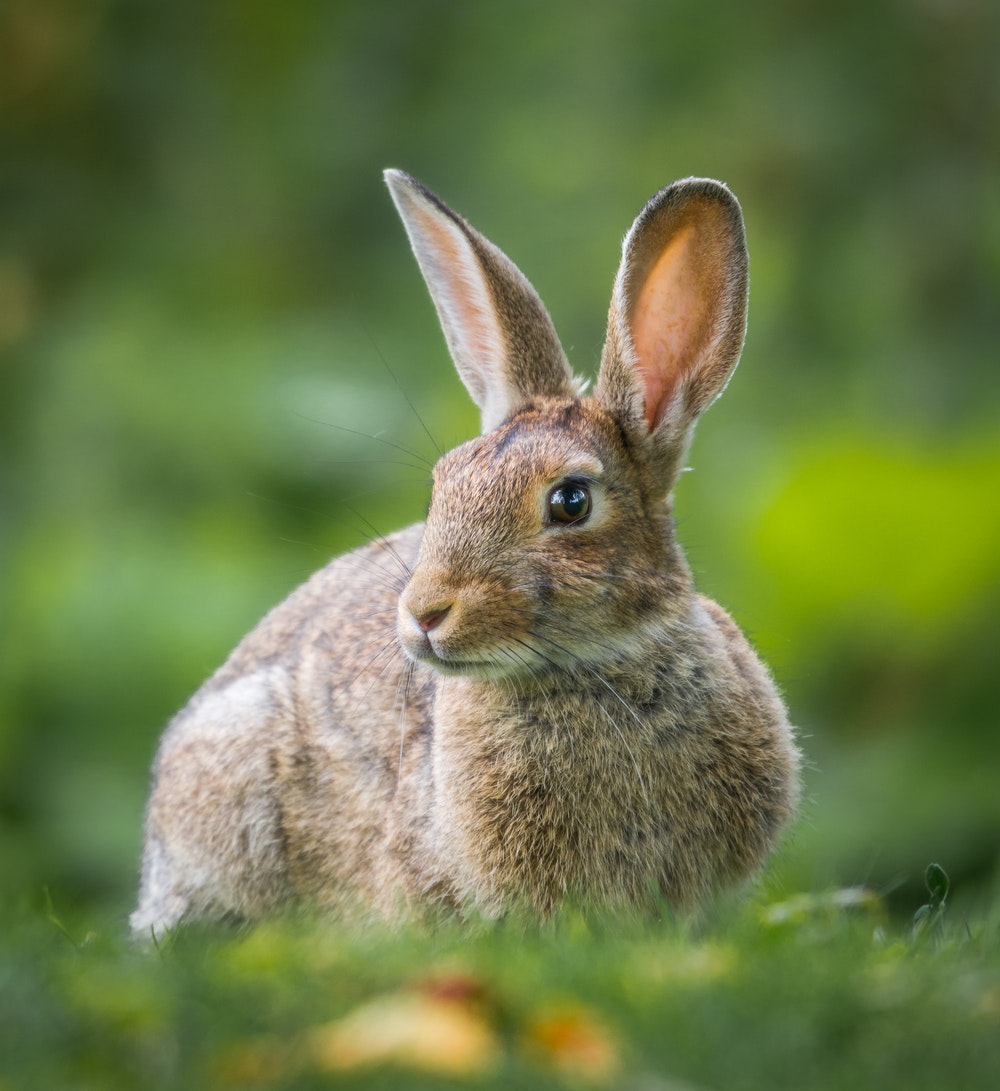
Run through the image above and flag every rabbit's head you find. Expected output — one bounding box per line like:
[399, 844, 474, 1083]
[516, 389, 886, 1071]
[386, 171, 747, 682]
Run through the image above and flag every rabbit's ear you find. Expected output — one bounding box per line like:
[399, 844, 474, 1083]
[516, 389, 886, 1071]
[385, 170, 579, 433]
[596, 178, 748, 487]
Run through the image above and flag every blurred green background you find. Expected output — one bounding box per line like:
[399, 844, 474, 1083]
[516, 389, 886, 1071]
[1, 0, 998, 924]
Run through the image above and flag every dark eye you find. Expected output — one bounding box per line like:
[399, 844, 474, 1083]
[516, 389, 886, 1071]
[547, 480, 592, 525]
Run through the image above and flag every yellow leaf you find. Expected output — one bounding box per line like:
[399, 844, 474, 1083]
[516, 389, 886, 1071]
[309, 989, 500, 1076]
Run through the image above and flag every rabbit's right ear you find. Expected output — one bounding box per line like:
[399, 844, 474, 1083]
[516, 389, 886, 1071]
[596, 178, 749, 490]
[385, 170, 579, 434]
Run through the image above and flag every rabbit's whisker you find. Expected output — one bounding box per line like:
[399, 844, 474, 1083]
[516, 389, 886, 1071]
[521, 628, 651, 808]
[336, 510, 415, 584]
[319, 456, 433, 473]
[291, 411, 437, 471]
[396, 658, 416, 779]
[361, 320, 445, 460]
[347, 637, 407, 711]
[337, 554, 411, 597]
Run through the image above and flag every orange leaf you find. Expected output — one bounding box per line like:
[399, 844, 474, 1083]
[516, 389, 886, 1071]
[523, 1004, 621, 1081]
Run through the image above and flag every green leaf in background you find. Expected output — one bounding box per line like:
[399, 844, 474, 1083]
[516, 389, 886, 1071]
[753, 430, 1000, 650]
[925, 862, 950, 908]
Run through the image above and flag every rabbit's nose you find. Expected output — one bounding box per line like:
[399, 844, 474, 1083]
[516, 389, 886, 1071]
[415, 604, 452, 633]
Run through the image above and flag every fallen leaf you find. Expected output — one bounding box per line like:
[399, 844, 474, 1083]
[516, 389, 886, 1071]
[309, 987, 500, 1076]
[522, 1003, 621, 1081]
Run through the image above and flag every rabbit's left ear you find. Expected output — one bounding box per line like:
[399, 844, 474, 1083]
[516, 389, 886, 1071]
[596, 178, 749, 488]
[385, 170, 579, 433]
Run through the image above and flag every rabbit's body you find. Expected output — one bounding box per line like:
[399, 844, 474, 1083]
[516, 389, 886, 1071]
[132, 173, 800, 938]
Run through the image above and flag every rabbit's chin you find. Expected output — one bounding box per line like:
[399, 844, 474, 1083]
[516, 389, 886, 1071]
[404, 645, 537, 682]
[400, 632, 554, 682]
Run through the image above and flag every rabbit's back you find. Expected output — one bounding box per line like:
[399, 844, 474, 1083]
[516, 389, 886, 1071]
[133, 524, 433, 933]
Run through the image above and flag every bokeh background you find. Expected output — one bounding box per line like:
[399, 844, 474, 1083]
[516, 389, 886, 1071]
[2, 0, 998, 923]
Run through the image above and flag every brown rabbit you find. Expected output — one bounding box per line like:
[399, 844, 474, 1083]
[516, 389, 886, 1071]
[131, 171, 800, 938]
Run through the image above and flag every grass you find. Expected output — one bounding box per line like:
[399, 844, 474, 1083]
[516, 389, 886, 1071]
[2, 872, 999, 1090]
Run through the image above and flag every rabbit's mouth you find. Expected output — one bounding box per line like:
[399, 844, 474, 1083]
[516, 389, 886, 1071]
[405, 641, 515, 680]
[424, 654, 493, 678]
[401, 627, 545, 681]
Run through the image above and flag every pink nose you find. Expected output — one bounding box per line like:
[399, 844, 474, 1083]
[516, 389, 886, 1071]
[415, 605, 451, 633]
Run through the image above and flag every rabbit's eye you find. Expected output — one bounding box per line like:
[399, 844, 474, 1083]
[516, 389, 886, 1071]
[547, 480, 592, 526]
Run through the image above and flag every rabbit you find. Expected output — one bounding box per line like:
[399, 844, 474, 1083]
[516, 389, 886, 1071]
[131, 170, 801, 938]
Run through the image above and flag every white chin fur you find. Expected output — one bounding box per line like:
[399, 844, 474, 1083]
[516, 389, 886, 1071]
[402, 638, 548, 681]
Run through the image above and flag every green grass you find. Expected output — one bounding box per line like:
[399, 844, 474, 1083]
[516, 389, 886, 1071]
[3, 873, 999, 1090]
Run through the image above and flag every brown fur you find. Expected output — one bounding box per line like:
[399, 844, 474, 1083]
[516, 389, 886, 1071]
[131, 172, 800, 937]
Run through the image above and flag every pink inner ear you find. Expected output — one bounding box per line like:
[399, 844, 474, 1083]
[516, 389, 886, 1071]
[409, 201, 500, 380]
[629, 222, 710, 430]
